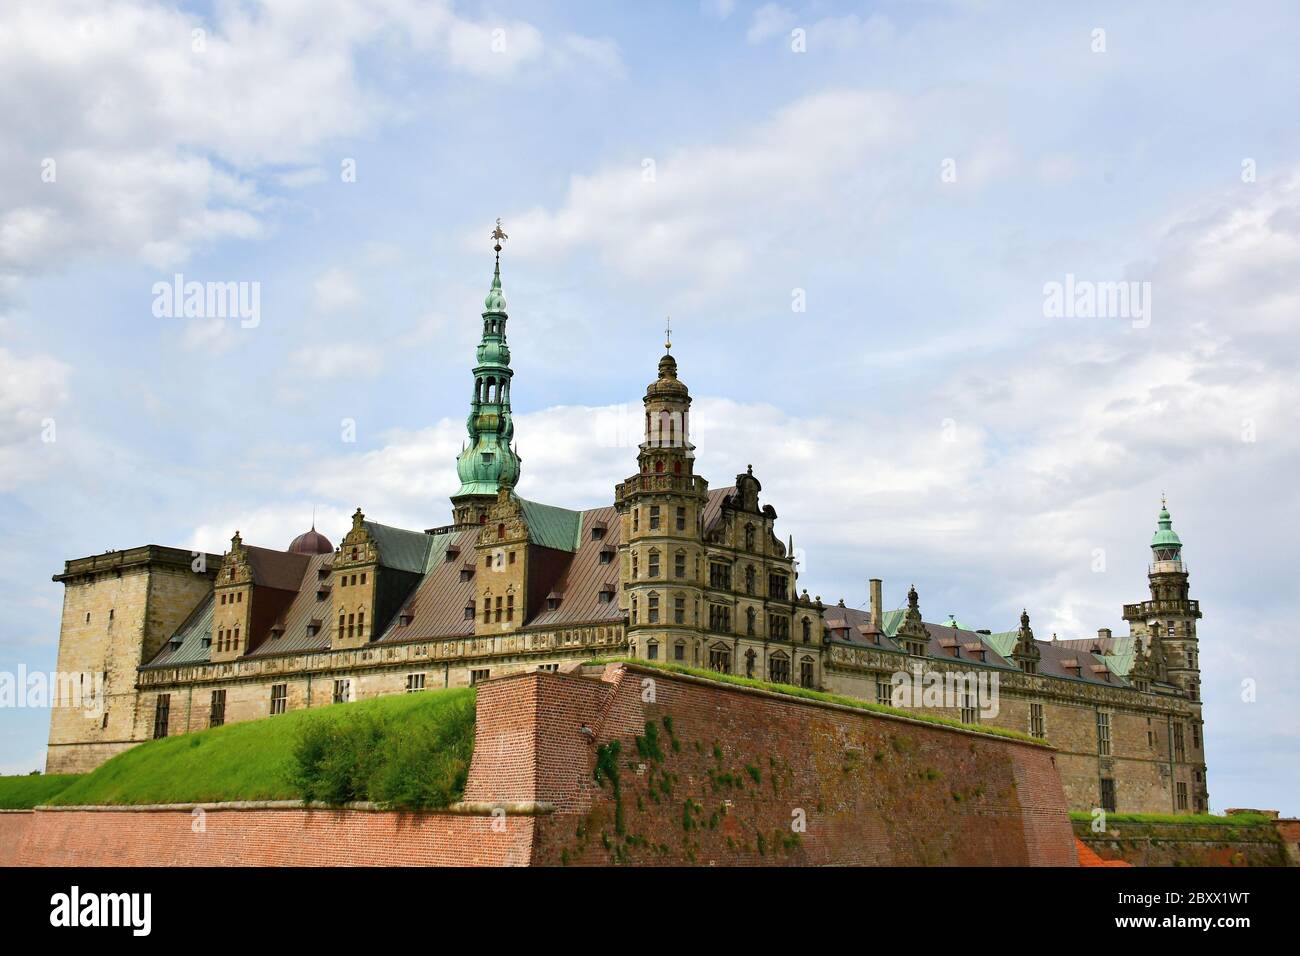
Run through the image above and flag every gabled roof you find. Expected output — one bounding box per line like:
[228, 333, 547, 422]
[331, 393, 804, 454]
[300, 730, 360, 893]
[243, 546, 311, 591]
[525, 506, 623, 628]
[374, 526, 482, 643]
[702, 486, 738, 534]
[364, 521, 439, 574]
[518, 498, 583, 552]
[143, 593, 214, 668]
[247, 551, 337, 658]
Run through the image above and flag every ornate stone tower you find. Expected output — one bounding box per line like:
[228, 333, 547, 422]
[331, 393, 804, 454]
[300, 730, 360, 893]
[1123, 498, 1203, 701]
[452, 221, 522, 526]
[615, 328, 709, 662]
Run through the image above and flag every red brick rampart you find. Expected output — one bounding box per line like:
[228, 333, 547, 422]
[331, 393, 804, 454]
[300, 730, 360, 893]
[5, 664, 1079, 866]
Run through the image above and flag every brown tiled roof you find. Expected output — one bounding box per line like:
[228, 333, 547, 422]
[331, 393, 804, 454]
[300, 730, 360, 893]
[247, 552, 335, 658]
[525, 506, 623, 629]
[243, 545, 311, 591]
[374, 526, 482, 643]
[702, 486, 737, 533]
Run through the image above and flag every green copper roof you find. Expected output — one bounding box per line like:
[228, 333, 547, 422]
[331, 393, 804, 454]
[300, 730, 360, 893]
[1151, 502, 1182, 552]
[519, 497, 583, 552]
[455, 249, 522, 500]
[364, 521, 438, 574]
[983, 629, 1018, 658]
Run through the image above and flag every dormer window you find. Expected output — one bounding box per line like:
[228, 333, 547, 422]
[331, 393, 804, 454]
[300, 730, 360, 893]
[464, 603, 476, 621]
[591, 523, 606, 541]
[270, 627, 284, 640]
[546, 592, 563, 611]
[460, 566, 475, 582]
[599, 548, 614, 565]
[446, 545, 460, 560]
[399, 611, 414, 627]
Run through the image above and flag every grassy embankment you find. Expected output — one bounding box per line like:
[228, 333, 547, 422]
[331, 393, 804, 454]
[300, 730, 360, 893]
[0, 687, 475, 809]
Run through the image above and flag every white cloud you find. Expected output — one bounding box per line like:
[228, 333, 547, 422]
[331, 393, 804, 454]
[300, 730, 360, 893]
[0, 0, 621, 294]
[286, 342, 384, 380]
[0, 347, 72, 489]
[746, 4, 796, 44]
[311, 268, 365, 313]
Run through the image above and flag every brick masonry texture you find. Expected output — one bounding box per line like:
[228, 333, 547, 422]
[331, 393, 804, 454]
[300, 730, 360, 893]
[9, 664, 1079, 866]
[2, 808, 532, 867]
[1073, 819, 1291, 867]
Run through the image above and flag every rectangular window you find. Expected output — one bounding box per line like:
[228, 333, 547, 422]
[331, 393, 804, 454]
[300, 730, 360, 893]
[483, 598, 491, 624]
[648, 552, 660, 577]
[708, 647, 731, 673]
[209, 689, 226, 728]
[649, 506, 660, 530]
[1100, 778, 1117, 813]
[647, 642, 659, 661]
[599, 549, 613, 565]
[673, 642, 685, 661]
[1176, 781, 1188, 811]
[152, 694, 170, 739]
[633, 509, 640, 532]
[1030, 702, 1045, 739]
[876, 675, 893, 707]
[709, 563, 731, 590]
[1096, 711, 1112, 756]
[406, 673, 426, 693]
[1191, 723, 1201, 749]
[464, 604, 476, 621]
[598, 590, 614, 604]
[270, 684, 287, 716]
[768, 655, 790, 684]
[708, 604, 731, 633]
[470, 668, 490, 685]
[674, 597, 686, 624]
[1173, 723, 1186, 761]
[647, 594, 660, 624]
[333, 679, 351, 704]
[506, 594, 514, 622]
[495, 596, 503, 623]
[960, 690, 977, 724]
[676, 507, 686, 531]
[768, 574, 788, 600]
[674, 552, 686, 578]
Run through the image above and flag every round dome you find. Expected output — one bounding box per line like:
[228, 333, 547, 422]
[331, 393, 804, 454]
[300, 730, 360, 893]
[288, 527, 334, 555]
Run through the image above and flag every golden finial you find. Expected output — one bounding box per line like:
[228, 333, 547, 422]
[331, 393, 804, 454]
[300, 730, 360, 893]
[664, 316, 672, 352]
[491, 218, 508, 253]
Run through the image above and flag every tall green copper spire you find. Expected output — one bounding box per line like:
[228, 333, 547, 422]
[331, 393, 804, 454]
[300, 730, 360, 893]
[451, 220, 522, 525]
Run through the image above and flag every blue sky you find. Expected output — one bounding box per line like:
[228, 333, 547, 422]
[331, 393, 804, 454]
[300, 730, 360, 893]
[1, 0, 1298, 813]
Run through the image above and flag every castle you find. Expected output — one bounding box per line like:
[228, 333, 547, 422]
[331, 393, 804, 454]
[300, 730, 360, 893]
[45, 234, 1209, 816]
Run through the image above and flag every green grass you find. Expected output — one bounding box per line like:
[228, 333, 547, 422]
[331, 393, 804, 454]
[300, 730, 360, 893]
[48, 688, 476, 809]
[584, 657, 1046, 745]
[1069, 810, 1275, 827]
[0, 773, 83, 809]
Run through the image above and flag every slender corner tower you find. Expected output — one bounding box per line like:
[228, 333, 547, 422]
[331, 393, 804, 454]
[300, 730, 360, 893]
[1124, 497, 1203, 700]
[451, 220, 523, 526]
[615, 323, 709, 663]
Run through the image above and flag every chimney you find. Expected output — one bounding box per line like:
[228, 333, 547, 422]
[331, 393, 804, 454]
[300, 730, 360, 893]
[870, 578, 883, 631]
[1098, 627, 1112, 640]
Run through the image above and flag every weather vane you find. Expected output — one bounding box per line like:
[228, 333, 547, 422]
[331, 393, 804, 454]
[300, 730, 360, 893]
[491, 218, 508, 253]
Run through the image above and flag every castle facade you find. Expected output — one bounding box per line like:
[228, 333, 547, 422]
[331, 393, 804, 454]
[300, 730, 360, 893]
[45, 241, 1209, 816]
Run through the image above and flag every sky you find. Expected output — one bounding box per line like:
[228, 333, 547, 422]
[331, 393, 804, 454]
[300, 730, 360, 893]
[0, 0, 1297, 812]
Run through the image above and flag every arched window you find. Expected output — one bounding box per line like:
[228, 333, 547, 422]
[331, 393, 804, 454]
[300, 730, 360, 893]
[357, 609, 365, 637]
[337, 614, 344, 639]
[655, 460, 664, 473]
